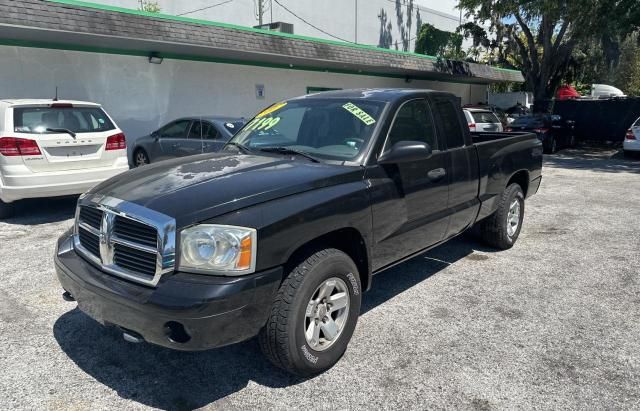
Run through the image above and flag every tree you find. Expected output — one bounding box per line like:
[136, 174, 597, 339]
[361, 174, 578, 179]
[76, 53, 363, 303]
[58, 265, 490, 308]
[615, 33, 640, 96]
[458, 0, 640, 109]
[414, 23, 463, 59]
[138, 0, 160, 13]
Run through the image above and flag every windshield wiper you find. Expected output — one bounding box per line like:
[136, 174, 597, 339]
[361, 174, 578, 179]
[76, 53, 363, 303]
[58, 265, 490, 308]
[259, 147, 320, 163]
[225, 141, 253, 153]
[46, 128, 76, 138]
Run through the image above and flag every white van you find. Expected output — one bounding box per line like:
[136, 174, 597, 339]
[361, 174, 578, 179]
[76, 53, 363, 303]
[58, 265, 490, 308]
[0, 99, 129, 218]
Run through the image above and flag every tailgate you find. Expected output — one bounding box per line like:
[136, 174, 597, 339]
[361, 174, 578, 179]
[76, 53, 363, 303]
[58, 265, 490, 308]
[10, 104, 124, 172]
[22, 131, 117, 172]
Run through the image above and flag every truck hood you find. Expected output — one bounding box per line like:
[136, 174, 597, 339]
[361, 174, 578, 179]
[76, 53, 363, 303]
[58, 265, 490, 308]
[89, 152, 364, 226]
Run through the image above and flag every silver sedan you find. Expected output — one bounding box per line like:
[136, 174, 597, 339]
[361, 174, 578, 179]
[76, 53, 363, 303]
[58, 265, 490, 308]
[130, 116, 246, 167]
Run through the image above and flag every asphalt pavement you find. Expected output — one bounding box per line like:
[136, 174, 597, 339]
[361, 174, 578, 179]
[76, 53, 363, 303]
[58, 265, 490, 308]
[1, 147, 639, 410]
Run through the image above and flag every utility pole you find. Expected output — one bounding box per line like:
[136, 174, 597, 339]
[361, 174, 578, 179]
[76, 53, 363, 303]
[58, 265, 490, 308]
[355, 0, 358, 43]
[258, 0, 264, 26]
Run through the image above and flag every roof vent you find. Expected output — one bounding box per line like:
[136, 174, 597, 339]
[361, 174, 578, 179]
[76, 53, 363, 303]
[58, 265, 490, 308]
[254, 22, 294, 34]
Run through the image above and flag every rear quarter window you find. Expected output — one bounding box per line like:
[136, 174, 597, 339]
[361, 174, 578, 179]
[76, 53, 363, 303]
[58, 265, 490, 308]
[433, 99, 466, 148]
[13, 106, 116, 134]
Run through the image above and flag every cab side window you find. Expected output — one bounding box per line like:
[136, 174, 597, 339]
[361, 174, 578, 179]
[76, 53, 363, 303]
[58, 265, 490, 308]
[433, 99, 466, 149]
[159, 120, 191, 138]
[202, 122, 220, 140]
[385, 99, 438, 151]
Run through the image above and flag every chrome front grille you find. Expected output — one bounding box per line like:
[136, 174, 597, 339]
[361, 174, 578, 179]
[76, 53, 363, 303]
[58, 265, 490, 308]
[113, 243, 157, 278]
[73, 195, 176, 287]
[79, 206, 103, 230]
[114, 216, 158, 248]
[78, 225, 100, 256]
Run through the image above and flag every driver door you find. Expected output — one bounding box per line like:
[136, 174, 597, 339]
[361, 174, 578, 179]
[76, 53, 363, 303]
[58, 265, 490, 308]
[370, 99, 451, 269]
[158, 119, 193, 159]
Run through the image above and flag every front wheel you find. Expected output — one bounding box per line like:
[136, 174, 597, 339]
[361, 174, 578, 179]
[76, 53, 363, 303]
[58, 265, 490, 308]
[259, 248, 362, 376]
[477, 183, 525, 250]
[0, 199, 15, 219]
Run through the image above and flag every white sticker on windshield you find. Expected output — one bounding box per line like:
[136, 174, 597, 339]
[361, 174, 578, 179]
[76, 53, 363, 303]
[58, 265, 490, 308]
[342, 102, 376, 126]
[225, 122, 235, 129]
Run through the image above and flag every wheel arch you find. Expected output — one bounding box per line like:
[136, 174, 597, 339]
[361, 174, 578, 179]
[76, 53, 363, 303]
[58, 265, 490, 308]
[283, 227, 372, 292]
[507, 169, 530, 197]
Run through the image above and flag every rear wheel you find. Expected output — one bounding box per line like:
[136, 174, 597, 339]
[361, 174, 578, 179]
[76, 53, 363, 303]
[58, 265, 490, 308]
[477, 183, 525, 250]
[0, 199, 15, 219]
[259, 248, 361, 376]
[134, 149, 150, 167]
[544, 137, 557, 154]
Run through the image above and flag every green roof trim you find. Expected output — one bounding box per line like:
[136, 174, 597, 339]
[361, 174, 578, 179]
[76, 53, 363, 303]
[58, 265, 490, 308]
[45, 0, 521, 75]
[0, 38, 491, 85]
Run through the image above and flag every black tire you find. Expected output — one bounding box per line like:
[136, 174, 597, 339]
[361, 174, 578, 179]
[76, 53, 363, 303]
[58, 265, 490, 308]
[259, 248, 362, 376]
[0, 199, 15, 219]
[544, 137, 557, 154]
[477, 183, 525, 250]
[133, 149, 150, 167]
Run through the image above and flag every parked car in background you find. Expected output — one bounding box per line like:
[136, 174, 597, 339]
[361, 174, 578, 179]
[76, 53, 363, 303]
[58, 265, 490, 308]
[463, 108, 504, 133]
[0, 99, 128, 218]
[624, 117, 640, 157]
[507, 114, 576, 154]
[131, 116, 246, 167]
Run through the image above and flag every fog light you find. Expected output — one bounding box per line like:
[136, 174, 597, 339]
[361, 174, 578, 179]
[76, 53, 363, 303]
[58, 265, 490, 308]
[164, 321, 191, 344]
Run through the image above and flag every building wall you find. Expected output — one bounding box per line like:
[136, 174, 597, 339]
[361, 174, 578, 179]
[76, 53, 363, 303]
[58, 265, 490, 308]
[0, 45, 486, 141]
[91, 0, 465, 51]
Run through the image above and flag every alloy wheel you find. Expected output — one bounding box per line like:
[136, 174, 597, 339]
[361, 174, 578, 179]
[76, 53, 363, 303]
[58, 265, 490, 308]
[304, 277, 350, 351]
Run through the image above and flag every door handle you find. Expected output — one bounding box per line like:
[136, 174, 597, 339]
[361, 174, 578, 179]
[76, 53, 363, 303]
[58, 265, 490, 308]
[427, 168, 446, 181]
[171, 143, 180, 148]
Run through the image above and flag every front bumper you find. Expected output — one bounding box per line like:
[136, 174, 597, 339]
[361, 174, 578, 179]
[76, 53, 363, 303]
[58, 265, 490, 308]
[54, 232, 282, 351]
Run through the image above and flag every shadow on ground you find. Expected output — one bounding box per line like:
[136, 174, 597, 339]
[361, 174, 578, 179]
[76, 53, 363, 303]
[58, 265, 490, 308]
[544, 147, 640, 174]
[53, 236, 486, 410]
[3, 196, 77, 225]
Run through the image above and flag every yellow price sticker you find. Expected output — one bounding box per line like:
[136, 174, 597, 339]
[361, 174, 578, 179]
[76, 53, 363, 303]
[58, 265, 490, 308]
[246, 116, 281, 131]
[342, 102, 376, 126]
[257, 102, 287, 118]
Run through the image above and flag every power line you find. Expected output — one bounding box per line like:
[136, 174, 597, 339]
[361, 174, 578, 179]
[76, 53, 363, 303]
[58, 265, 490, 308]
[272, 0, 354, 43]
[177, 0, 235, 16]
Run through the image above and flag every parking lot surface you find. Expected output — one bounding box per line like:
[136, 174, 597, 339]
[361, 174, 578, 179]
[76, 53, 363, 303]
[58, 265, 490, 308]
[1, 148, 639, 410]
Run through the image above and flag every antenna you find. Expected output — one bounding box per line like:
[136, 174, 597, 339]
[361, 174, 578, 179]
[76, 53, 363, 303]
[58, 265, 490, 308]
[53, 86, 59, 101]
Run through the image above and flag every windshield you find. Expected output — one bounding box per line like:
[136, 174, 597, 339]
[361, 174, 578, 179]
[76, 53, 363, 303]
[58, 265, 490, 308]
[229, 98, 386, 161]
[511, 115, 548, 128]
[470, 111, 499, 123]
[13, 106, 115, 134]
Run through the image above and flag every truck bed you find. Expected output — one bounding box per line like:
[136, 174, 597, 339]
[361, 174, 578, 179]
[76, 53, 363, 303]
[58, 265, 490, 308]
[470, 131, 543, 222]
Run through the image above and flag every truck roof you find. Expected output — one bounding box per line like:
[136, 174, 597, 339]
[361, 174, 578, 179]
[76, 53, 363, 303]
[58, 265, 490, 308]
[298, 88, 450, 103]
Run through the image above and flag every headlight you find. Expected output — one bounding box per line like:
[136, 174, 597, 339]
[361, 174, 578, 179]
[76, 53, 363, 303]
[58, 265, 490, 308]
[179, 225, 257, 275]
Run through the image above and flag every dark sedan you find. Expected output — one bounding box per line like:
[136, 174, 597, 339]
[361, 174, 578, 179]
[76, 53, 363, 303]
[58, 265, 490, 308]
[507, 114, 576, 154]
[130, 116, 246, 167]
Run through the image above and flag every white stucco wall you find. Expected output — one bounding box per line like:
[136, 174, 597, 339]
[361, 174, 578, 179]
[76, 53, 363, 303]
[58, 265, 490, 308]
[0, 45, 486, 141]
[92, 0, 465, 51]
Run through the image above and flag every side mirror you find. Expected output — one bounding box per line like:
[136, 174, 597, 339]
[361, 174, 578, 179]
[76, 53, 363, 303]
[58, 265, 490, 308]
[151, 130, 159, 140]
[378, 141, 432, 164]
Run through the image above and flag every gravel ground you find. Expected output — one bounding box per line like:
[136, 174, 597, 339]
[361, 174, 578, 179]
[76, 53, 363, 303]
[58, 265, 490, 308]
[1, 147, 639, 410]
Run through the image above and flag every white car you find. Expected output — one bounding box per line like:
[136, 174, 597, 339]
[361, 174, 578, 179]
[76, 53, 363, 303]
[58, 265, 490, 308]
[624, 117, 640, 156]
[0, 99, 129, 218]
[463, 108, 504, 133]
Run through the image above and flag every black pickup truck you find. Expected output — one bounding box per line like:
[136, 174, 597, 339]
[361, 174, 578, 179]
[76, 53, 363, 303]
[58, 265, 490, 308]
[55, 89, 542, 376]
